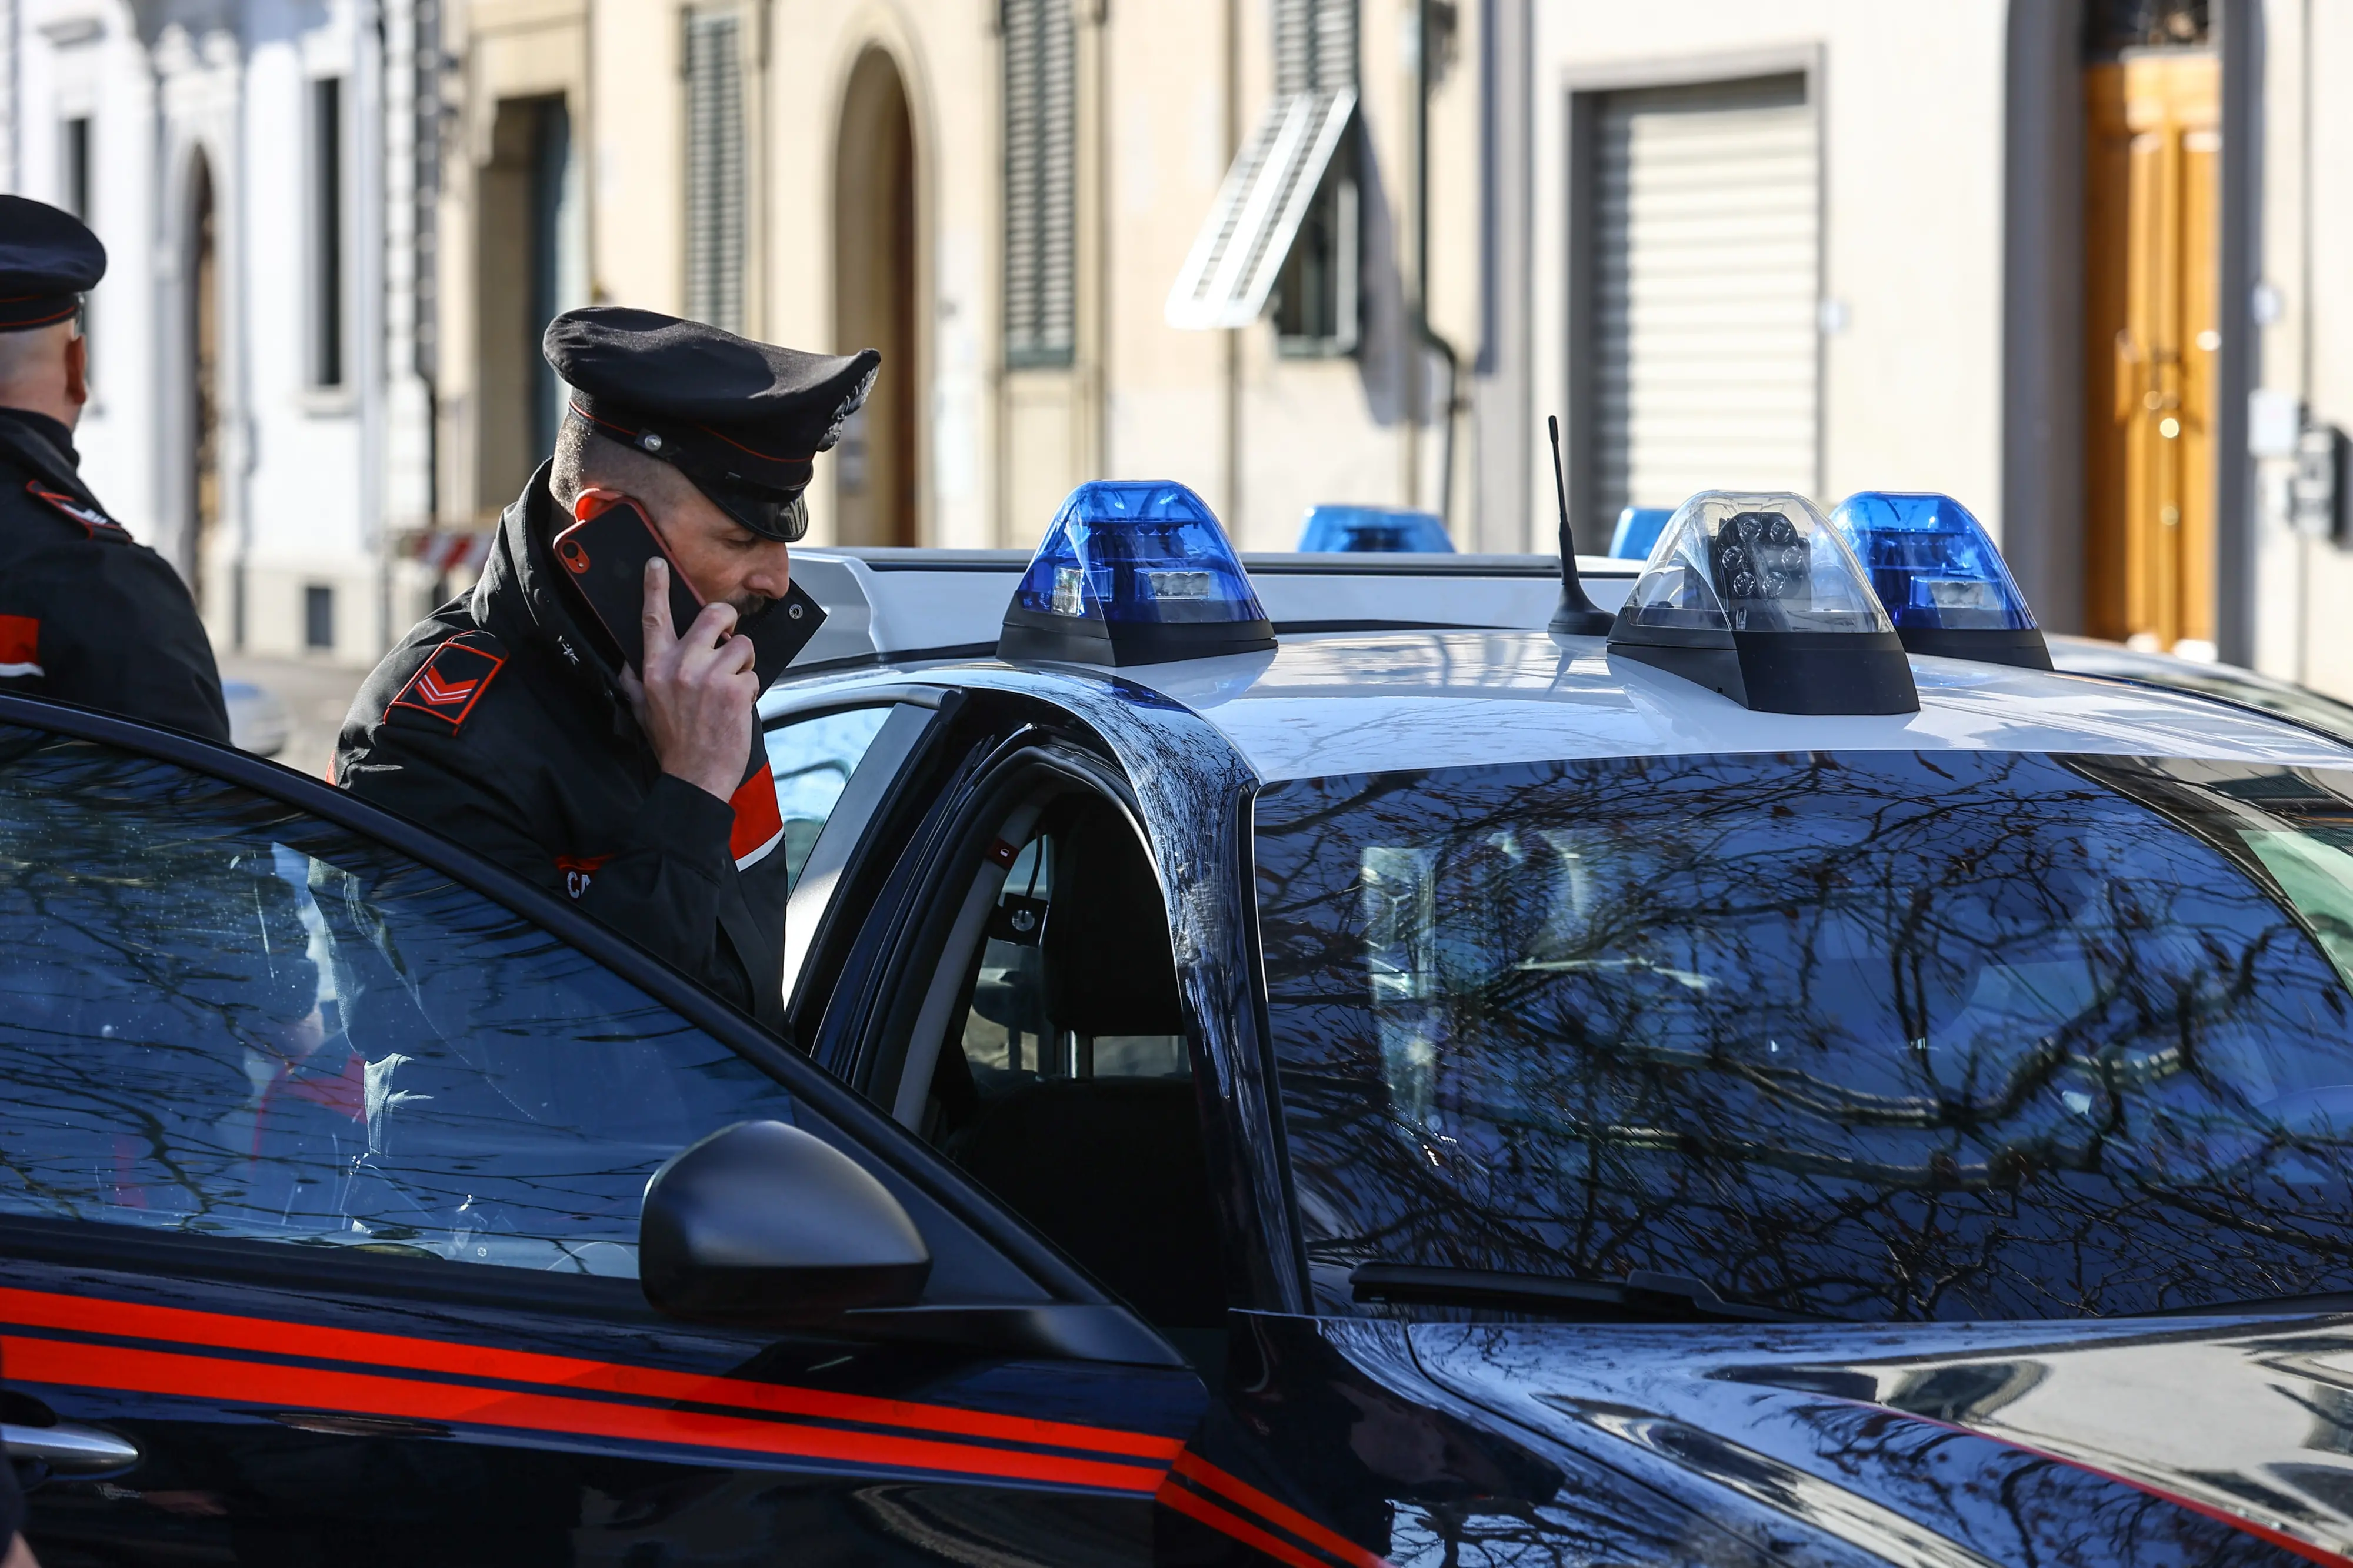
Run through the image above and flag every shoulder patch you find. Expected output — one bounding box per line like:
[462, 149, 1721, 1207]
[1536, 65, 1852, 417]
[26, 481, 129, 541]
[385, 632, 507, 733]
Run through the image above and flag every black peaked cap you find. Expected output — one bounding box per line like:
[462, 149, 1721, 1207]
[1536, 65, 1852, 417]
[545, 306, 879, 538]
[0, 196, 105, 331]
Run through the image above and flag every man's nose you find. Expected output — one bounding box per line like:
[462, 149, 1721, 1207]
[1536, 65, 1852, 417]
[742, 545, 793, 599]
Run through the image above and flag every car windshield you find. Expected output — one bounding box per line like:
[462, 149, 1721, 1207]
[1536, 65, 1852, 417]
[1254, 749, 2353, 1321]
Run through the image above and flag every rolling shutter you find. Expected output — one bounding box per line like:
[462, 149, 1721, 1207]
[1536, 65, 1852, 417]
[1590, 74, 1817, 519]
[684, 9, 745, 333]
[1004, 0, 1076, 367]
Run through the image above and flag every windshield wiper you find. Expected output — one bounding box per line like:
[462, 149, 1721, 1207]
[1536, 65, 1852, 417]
[2131, 1290, 2353, 1319]
[1350, 1263, 1825, 1323]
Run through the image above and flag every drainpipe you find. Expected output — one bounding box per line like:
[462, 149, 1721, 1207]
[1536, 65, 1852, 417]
[1414, 0, 1463, 531]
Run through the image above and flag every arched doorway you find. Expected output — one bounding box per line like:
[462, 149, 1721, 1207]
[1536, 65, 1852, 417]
[186, 150, 223, 620]
[833, 48, 918, 547]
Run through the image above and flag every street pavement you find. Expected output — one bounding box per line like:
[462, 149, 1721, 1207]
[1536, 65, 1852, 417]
[216, 652, 368, 781]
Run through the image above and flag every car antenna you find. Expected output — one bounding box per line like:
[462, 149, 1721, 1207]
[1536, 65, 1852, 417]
[1545, 415, 1615, 636]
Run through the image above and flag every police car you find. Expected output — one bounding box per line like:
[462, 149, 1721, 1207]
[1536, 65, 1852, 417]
[11, 483, 2353, 1567]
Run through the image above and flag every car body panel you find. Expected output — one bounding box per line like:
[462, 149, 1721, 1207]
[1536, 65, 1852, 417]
[2, 1250, 1200, 1565]
[0, 695, 1209, 1566]
[761, 636, 2353, 792]
[1408, 1313, 2353, 1567]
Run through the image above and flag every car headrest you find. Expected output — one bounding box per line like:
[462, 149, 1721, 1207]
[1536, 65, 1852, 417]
[1041, 798, 1185, 1037]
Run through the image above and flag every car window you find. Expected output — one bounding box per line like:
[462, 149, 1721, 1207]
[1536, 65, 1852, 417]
[1256, 749, 2353, 1321]
[765, 706, 895, 889]
[0, 725, 805, 1278]
[899, 791, 1223, 1333]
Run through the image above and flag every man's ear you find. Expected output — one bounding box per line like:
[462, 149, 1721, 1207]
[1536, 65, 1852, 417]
[572, 485, 631, 522]
[63, 332, 89, 411]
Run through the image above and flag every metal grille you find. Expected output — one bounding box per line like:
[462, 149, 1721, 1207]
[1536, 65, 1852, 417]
[684, 9, 745, 333]
[1003, 0, 1075, 366]
[1589, 74, 1817, 520]
[1275, 0, 1355, 95]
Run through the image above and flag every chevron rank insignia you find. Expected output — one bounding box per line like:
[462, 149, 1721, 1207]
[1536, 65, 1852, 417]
[386, 633, 505, 732]
[28, 481, 129, 541]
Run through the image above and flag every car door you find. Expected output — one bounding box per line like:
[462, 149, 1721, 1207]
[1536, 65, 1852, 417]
[0, 698, 1204, 1567]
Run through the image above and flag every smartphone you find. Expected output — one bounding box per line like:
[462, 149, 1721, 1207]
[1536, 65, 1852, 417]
[552, 492, 826, 683]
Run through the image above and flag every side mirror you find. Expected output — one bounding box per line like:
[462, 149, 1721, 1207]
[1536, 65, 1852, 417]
[640, 1120, 932, 1325]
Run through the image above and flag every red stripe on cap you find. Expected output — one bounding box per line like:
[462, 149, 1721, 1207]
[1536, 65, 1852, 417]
[5, 1333, 1165, 1492]
[0, 1287, 1177, 1462]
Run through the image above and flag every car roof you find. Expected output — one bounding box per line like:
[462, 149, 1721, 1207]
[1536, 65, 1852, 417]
[776, 550, 2353, 785]
[1105, 632, 2353, 782]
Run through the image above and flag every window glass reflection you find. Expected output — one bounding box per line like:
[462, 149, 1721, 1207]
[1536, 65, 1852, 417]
[765, 706, 893, 889]
[1255, 750, 2353, 1319]
[0, 728, 800, 1276]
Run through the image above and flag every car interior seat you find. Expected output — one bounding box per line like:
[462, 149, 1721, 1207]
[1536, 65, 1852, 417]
[951, 797, 1227, 1329]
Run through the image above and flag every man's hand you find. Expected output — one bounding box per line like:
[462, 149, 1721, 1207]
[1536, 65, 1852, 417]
[621, 558, 758, 803]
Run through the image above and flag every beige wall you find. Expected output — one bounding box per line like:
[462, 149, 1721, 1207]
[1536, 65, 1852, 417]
[436, 0, 589, 525]
[566, 0, 1484, 554]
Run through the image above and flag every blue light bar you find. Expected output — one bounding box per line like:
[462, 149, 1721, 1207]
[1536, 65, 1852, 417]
[1608, 506, 1672, 559]
[1297, 505, 1454, 553]
[1606, 491, 1918, 715]
[1828, 491, 2051, 670]
[999, 481, 1275, 666]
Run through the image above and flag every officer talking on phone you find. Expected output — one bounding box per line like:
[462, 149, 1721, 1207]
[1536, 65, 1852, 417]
[336, 307, 878, 1028]
[0, 195, 229, 742]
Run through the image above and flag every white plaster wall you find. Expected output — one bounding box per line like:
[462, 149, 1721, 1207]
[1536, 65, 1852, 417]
[16, 0, 163, 545]
[1527, 1, 2009, 549]
[10, 0, 389, 662]
[2264, 0, 2353, 698]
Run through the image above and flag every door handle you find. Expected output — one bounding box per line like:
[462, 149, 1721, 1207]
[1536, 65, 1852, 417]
[3, 1422, 141, 1475]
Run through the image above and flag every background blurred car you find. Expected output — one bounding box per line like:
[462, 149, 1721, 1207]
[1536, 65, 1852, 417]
[2050, 635, 2353, 743]
[220, 679, 291, 758]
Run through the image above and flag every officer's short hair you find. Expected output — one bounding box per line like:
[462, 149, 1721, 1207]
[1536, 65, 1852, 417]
[0, 318, 70, 391]
[548, 416, 696, 517]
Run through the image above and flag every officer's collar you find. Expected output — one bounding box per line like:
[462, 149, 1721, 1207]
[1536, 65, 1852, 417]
[0, 406, 79, 466]
[478, 465, 631, 698]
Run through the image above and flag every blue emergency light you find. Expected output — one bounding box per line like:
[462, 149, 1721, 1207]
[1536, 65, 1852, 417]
[1828, 491, 2052, 669]
[1605, 491, 1919, 714]
[998, 481, 1276, 666]
[1608, 506, 1672, 560]
[1297, 505, 1454, 553]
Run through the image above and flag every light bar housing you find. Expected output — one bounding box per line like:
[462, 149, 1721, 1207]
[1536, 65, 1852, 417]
[998, 481, 1276, 666]
[1828, 491, 2052, 669]
[1606, 491, 1919, 714]
[1297, 505, 1454, 553]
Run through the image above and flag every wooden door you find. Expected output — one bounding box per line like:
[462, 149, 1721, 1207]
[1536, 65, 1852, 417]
[2084, 51, 2220, 652]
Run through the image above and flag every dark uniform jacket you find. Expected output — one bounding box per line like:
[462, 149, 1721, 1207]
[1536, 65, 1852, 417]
[335, 466, 791, 1029]
[0, 406, 231, 743]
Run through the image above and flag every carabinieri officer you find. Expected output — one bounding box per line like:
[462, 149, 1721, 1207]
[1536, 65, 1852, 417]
[0, 196, 229, 742]
[336, 308, 877, 1029]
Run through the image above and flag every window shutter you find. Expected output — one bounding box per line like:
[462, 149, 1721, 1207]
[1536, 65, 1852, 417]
[684, 10, 745, 333]
[1005, 0, 1075, 367]
[1275, 0, 1356, 95]
[1168, 0, 1355, 331]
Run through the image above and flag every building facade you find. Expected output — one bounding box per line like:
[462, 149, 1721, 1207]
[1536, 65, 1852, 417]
[1, 0, 435, 666]
[425, 0, 1487, 556]
[9, 0, 2353, 693]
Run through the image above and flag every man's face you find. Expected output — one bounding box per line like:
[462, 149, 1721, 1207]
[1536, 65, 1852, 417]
[642, 479, 792, 617]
